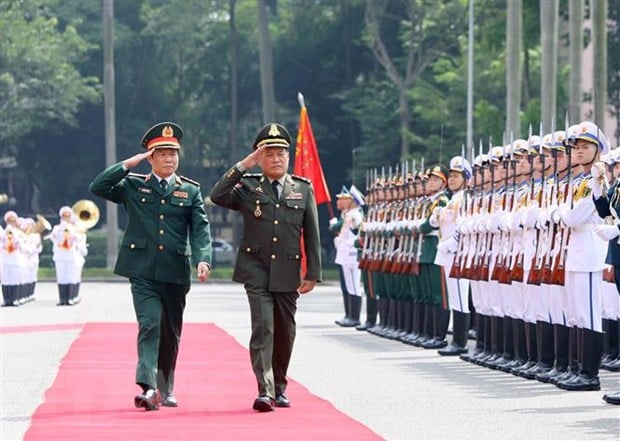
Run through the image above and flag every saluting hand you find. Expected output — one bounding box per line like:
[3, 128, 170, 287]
[123, 149, 154, 170]
[240, 146, 264, 170]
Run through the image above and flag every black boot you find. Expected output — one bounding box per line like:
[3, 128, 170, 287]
[439, 311, 470, 355]
[500, 318, 527, 372]
[335, 291, 351, 326]
[398, 301, 414, 341]
[471, 314, 493, 365]
[537, 323, 569, 383]
[489, 316, 514, 370]
[342, 295, 362, 327]
[513, 321, 538, 375]
[461, 311, 485, 362]
[356, 296, 378, 331]
[403, 302, 423, 345]
[368, 297, 387, 335]
[482, 316, 504, 367]
[423, 306, 450, 349]
[601, 319, 620, 371]
[557, 329, 602, 391]
[551, 326, 580, 385]
[521, 321, 554, 379]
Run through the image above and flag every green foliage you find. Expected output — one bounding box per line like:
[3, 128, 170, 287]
[0, 0, 101, 147]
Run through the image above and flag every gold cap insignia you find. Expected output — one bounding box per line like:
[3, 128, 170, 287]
[162, 125, 174, 137]
[268, 124, 281, 137]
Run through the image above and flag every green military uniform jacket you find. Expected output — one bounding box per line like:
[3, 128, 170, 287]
[418, 190, 450, 264]
[210, 165, 322, 292]
[89, 162, 212, 285]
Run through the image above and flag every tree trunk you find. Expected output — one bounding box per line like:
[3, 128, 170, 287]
[540, 0, 559, 133]
[102, 0, 118, 268]
[506, 0, 522, 138]
[257, 0, 275, 122]
[568, 0, 583, 124]
[229, 0, 243, 250]
[592, 0, 607, 131]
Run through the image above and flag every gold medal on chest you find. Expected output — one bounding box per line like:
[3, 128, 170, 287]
[254, 200, 262, 218]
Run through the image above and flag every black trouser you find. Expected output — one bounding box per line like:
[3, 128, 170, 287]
[246, 284, 299, 399]
[130, 278, 189, 392]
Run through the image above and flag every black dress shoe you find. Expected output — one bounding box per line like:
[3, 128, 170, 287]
[603, 391, 620, 405]
[556, 373, 600, 391]
[161, 393, 178, 407]
[275, 393, 290, 408]
[134, 389, 160, 411]
[252, 395, 275, 412]
[356, 322, 375, 331]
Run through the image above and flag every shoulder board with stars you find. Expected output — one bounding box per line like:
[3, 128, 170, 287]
[291, 174, 311, 184]
[128, 172, 147, 179]
[179, 175, 200, 186]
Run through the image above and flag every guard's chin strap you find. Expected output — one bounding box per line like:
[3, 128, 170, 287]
[580, 151, 598, 168]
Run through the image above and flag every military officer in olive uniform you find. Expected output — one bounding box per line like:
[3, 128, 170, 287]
[210, 122, 322, 413]
[89, 122, 213, 411]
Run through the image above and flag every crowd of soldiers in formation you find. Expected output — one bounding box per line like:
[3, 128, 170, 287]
[332, 120, 620, 405]
[1, 206, 87, 307]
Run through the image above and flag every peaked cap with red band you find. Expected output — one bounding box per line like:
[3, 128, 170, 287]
[140, 122, 183, 150]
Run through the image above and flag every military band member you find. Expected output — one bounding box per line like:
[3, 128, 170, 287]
[1, 211, 23, 307]
[210, 122, 321, 412]
[90, 121, 213, 411]
[50, 207, 87, 306]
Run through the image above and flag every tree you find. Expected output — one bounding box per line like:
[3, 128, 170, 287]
[0, 0, 100, 147]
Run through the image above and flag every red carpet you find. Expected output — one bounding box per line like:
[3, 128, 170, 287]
[25, 322, 382, 441]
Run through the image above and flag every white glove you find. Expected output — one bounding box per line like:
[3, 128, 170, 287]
[588, 177, 603, 199]
[429, 207, 440, 228]
[437, 236, 458, 254]
[549, 208, 562, 225]
[328, 217, 338, 227]
[521, 205, 540, 229]
[595, 224, 620, 241]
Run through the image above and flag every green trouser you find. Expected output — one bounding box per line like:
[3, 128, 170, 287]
[245, 284, 299, 399]
[420, 263, 443, 306]
[130, 278, 189, 392]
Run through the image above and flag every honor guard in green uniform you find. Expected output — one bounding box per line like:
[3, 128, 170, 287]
[210, 122, 322, 412]
[89, 122, 213, 411]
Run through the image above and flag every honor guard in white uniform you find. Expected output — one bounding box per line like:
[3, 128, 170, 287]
[50, 206, 87, 306]
[332, 185, 365, 327]
[552, 121, 609, 391]
[434, 155, 472, 355]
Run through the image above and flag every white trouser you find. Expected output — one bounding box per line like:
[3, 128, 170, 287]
[522, 279, 549, 324]
[471, 280, 483, 314]
[487, 280, 504, 317]
[601, 280, 619, 320]
[565, 270, 603, 332]
[54, 261, 83, 284]
[502, 282, 520, 319]
[340, 263, 363, 297]
[546, 284, 566, 325]
[444, 270, 470, 313]
[1, 263, 20, 285]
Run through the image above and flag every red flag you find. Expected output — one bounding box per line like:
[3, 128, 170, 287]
[293, 105, 331, 205]
[293, 96, 331, 280]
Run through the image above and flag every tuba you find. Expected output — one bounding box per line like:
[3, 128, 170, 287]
[72, 199, 100, 231]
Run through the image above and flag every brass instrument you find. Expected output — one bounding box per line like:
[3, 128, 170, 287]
[72, 199, 100, 231]
[33, 214, 52, 234]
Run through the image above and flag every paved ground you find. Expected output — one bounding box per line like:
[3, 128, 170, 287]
[1, 281, 619, 440]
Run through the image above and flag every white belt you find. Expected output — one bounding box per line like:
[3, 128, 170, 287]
[572, 224, 596, 232]
[425, 231, 439, 237]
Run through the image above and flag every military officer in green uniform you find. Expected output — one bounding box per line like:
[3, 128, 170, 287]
[210, 122, 322, 412]
[89, 122, 213, 411]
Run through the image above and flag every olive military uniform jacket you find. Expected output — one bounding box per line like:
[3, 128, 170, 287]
[89, 162, 212, 285]
[210, 165, 322, 292]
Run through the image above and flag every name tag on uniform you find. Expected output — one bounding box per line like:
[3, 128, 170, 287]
[173, 191, 189, 198]
[285, 192, 302, 200]
[138, 187, 153, 194]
